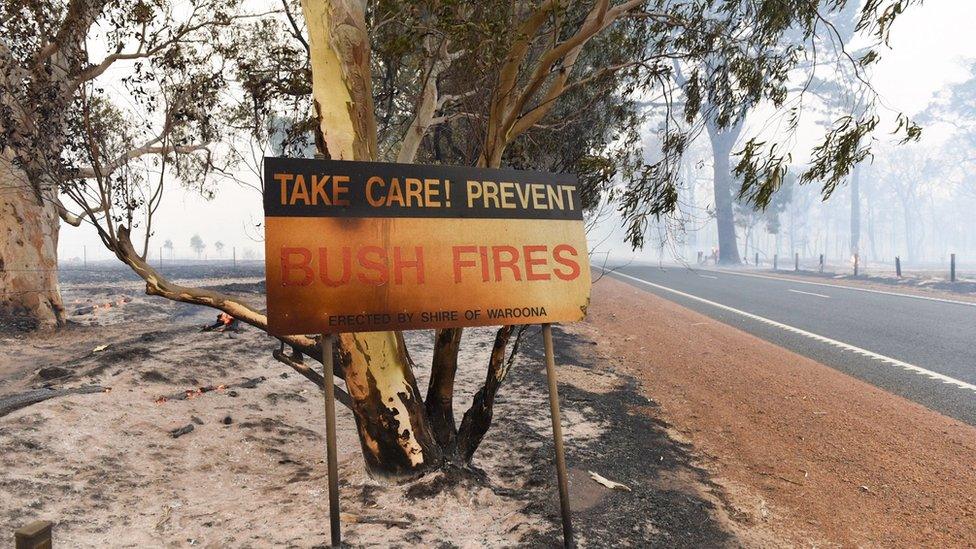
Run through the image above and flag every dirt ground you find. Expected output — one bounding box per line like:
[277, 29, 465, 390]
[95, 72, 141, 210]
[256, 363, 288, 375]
[1, 265, 974, 547]
[587, 275, 976, 547]
[0, 265, 776, 548]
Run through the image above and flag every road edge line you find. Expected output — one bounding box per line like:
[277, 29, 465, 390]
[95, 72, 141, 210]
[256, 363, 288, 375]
[604, 268, 976, 394]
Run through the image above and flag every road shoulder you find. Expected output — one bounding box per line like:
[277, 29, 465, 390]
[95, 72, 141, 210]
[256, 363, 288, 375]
[583, 275, 976, 547]
[717, 267, 976, 304]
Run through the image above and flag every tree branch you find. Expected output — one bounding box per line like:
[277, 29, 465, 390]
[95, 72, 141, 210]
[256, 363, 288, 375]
[455, 325, 515, 462]
[74, 142, 210, 179]
[111, 225, 343, 380]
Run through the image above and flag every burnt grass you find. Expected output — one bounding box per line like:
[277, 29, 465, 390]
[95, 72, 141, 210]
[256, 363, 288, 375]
[492, 326, 735, 548]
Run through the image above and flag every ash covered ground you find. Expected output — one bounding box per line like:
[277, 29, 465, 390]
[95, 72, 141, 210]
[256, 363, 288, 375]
[0, 263, 777, 547]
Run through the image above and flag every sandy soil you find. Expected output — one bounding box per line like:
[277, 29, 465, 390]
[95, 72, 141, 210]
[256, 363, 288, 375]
[1, 268, 785, 548]
[587, 276, 976, 547]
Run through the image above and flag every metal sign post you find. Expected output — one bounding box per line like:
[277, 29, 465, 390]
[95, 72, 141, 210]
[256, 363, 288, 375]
[542, 324, 574, 548]
[321, 334, 341, 548]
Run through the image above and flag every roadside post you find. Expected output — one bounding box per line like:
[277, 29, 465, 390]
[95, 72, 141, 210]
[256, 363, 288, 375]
[819, 254, 824, 273]
[795, 253, 799, 272]
[854, 254, 859, 277]
[263, 157, 590, 548]
[951, 253, 956, 282]
[773, 254, 778, 270]
[896, 256, 902, 278]
[14, 520, 52, 549]
[755, 252, 759, 267]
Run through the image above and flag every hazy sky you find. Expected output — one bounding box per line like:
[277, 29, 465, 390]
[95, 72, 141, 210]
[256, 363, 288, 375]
[59, 1, 976, 263]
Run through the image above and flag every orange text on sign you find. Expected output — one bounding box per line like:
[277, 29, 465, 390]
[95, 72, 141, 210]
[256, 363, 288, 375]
[279, 244, 581, 287]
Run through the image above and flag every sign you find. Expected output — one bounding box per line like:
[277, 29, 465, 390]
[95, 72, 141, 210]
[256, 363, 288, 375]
[263, 157, 590, 334]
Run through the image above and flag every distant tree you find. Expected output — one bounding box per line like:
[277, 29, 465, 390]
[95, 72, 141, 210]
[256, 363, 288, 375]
[735, 172, 794, 260]
[925, 60, 976, 152]
[214, 241, 225, 257]
[189, 235, 206, 259]
[163, 239, 174, 260]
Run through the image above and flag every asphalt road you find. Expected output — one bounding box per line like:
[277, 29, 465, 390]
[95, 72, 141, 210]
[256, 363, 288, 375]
[603, 263, 976, 426]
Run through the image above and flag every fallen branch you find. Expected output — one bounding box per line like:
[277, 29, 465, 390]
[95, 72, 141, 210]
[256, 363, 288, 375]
[0, 386, 108, 417]
[339, 512, 411, 528]
[170, 424, 195, 438]
[589, 471, 632, 492]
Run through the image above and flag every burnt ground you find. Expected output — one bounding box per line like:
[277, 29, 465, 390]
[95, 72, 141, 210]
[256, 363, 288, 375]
[499, 326, 738, 547]
[0, 264, 779, 547]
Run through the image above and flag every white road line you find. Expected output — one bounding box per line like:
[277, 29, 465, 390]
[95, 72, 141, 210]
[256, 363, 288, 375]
[788, 289, 830, 299]
[715, 269, 976, 308]
[699, 274, 718, 279]
[606, 269, 976, 394]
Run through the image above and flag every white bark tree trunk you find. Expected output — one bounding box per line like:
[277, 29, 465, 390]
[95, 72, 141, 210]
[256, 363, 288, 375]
[0, 155, 64, 330]
[301, 0, 441, 482]
[706, 120, 743, 264]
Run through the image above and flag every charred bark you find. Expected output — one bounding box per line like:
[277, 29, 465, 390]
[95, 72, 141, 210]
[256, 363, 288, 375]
[426, 328, 462, 452]
[338, 332, 443, 481]
[455, 325, 515, 463]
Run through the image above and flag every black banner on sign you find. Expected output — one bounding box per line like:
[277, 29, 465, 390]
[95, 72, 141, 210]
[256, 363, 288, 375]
[263, 156, 583, 220]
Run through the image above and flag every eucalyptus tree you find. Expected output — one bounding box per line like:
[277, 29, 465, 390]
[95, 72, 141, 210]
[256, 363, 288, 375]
[631, 0, 917, 264]
[0, 0, 261, 329]
[244, 0, 920, 480]
[190, 234, 206, 259]
[6, 0, 922, 483]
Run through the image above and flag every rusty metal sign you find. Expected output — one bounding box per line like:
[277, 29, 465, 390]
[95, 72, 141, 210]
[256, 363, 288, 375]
[264, 157, 590, 334]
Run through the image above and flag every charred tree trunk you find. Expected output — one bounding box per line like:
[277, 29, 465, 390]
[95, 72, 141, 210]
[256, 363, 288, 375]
[301, 0, 442, 482]
[426, 328, 462, 452]
[338, 331, 442, 481]
[0, 157, 64, 330]
[456, 326, 514, 462]
[706, 120, 743, 265]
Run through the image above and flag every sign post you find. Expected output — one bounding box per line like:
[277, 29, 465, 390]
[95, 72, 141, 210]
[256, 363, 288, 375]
[264, 157, 590, 547]
[321, 333, 341, 547]
[543, 323, 574, 547]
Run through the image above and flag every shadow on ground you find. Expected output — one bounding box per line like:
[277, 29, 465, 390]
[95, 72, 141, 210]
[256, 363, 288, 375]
[494, 325, 736, 548]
